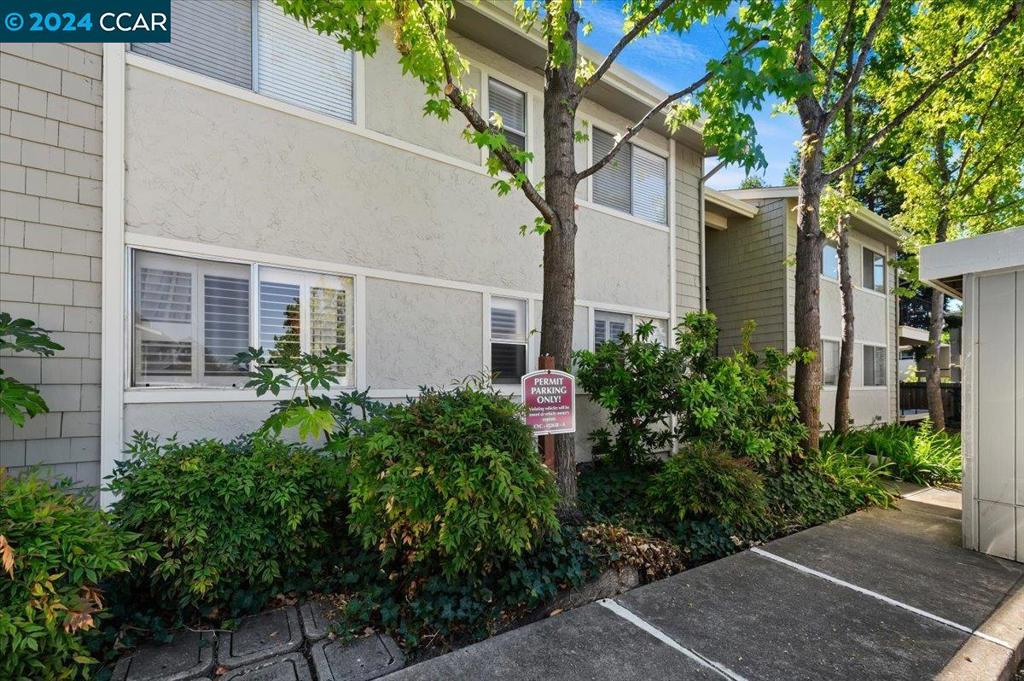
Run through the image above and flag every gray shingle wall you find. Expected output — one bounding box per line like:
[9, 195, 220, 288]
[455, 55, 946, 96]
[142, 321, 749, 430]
[705, 197, 788, 354]
[675, 142, 702, 315]
[1, 43, 102, 487]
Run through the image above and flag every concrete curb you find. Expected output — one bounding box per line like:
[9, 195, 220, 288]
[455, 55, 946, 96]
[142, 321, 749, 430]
[936, 575, 1024, 681]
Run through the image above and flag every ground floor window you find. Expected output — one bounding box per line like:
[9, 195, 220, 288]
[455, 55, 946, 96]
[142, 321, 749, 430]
[131, 250, 352, 387]
[863, 344, 887, 386]
[489, 297, 528, 384]
[594, 310, 631, 347]
[821, 340, 840, 386]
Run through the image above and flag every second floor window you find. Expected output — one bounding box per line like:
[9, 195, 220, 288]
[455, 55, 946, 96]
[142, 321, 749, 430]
[863, 248, 886, 292]
[133, 0, 355, 122]
[591, 128, 668, 224]
[488, 78, 527, 151]
[822, 243, 839, 280]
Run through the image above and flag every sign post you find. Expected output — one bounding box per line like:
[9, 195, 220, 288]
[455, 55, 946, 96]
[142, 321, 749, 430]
[521, 356, 576, 470]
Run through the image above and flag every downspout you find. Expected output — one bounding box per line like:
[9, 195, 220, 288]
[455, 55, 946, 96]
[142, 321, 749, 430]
[700, 157, 728, 311]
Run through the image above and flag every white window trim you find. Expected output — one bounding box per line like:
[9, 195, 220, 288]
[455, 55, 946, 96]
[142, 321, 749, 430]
[821, 242, 840, 283]
[479, 68, 535, 181]
[127, 247, 356, 391]
[862, 246, 887, 294]
[486, 294, 530, 385]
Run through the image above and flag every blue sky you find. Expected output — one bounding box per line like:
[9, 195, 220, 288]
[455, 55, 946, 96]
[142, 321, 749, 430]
[579, 1, 801, 189]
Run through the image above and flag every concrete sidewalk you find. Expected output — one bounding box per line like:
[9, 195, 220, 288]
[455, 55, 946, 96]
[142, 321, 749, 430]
[386, 490, 1024, 680]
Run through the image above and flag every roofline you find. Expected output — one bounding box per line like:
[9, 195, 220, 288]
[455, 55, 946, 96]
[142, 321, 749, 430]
[705, 188, 758, 218]
[920, 227, 1024, 287]
[452, 0, 707, 152]
[720, 186, 899, 244]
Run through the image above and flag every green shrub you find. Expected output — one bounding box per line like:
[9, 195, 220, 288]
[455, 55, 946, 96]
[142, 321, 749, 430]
[108, 434, 347, 614]
[574, 321, 683, 464]
[675, 314, 807, 467]
[0, 472, 154, 680]
[647, 443, 766, 530]
[346, 384, 560, 578]
[823, 420, 961, 485]
[573, 313, 805, 468]
[334, 522, 599, 650]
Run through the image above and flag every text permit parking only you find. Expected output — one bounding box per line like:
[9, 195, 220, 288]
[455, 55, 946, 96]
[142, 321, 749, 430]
[521, 369, 575, 435]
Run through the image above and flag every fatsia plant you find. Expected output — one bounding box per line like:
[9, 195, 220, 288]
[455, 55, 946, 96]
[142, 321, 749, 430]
[273, 0, 800, 505]
[235, 346, 382, 441]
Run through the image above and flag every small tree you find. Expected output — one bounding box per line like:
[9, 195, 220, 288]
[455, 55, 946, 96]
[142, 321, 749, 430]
[275, 0, 798, 504]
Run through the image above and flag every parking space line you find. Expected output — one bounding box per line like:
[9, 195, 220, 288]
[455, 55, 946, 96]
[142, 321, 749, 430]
[749, 547, 1013, 650]
[598, 599, 750, 681]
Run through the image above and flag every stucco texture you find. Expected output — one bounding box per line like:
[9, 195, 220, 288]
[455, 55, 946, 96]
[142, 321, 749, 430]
[123, 66, 669, 311]
[365, 278, 483, 389]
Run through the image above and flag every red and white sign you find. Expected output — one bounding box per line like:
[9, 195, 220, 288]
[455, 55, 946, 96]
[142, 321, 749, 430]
[521, 369, 576, 435]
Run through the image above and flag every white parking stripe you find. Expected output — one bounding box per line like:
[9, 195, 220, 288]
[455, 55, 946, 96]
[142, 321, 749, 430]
[749, 547, 1013, 650]
[598, 599, 750, 681]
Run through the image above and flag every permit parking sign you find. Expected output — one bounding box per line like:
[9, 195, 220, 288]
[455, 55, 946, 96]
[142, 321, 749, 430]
[1, 1, 171, 42]
[521, 369, 576, 436]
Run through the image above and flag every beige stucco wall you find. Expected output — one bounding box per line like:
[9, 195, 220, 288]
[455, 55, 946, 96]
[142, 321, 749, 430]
[123, 66, 671, 312]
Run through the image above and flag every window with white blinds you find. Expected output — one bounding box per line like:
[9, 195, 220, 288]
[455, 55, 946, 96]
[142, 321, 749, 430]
[490, 297, 527, 384]
[594, 310, 631, 347]
[132, 0, 253, 89]
[133, 251, 251, 386]
[256, 0, 355, 121]
[591, 127, 668, 224]
[132, 0, 355, 122]
[488, 78, 527, 150]
[592, 128, 632, 214]
[636, 317, 669, 347]
[821, 340, 839, 386]
[131, 251, 354, 387]
[863, 345, 887, 386]
[258, 267, 353, 374]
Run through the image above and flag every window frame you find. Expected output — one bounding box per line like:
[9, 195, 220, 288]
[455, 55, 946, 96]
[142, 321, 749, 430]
[862, 247, 886, 293]
[862, 344, 888, 387]
[487, 77, 528, 151]
[128, 248, 355, 389]
[131, 0, 357, 123]
[821, 242, 840, 281]
[590, 126, 669, 225]
[488, 296, 529, 385]
[821, 338, 840, 387]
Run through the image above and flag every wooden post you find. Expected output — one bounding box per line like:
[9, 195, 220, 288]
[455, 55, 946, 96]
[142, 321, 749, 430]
[538, 354, 556, 470]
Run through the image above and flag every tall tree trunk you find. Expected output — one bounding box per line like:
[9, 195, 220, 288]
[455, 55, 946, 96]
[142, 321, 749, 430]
[926, 128, 950, 431]
[834, 63, 856, 435]
[794, 121, 827, 451]
[834, 221, 855, 433]
[539, 7, 580, 506]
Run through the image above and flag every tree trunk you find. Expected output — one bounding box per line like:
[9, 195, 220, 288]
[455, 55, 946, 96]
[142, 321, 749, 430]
[926, 284, 946, 429]
[794, 128, 827, 451]
[927, 129, 950, 431]
[539, 8, 580, 506]
[834, 74, 856, 436]
[834, 221, 855, 433]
